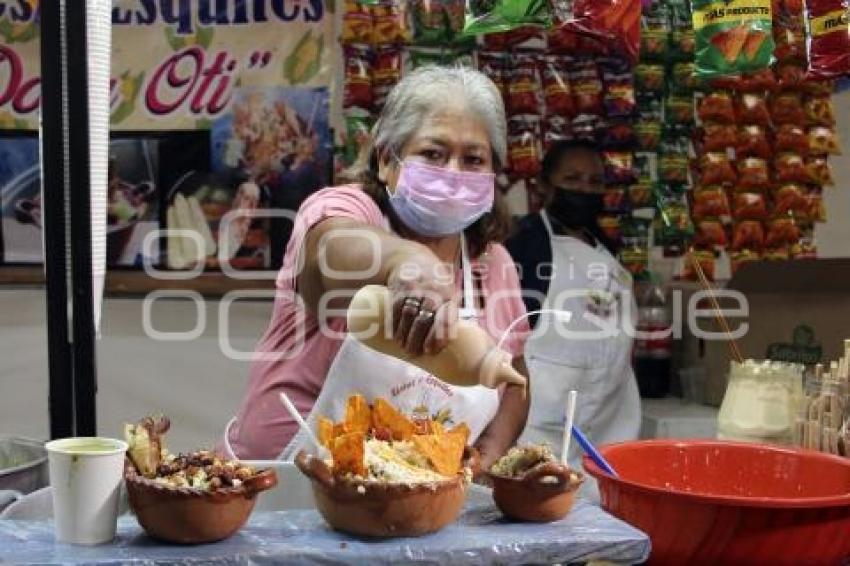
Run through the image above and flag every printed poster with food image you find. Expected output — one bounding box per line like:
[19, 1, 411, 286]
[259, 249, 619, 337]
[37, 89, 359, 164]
[0, 136, 40, 263]
[170, 86, 330, 270]
[692, 0, 775, 78]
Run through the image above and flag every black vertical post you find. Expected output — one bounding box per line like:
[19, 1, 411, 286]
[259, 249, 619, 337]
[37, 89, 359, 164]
[65, 1, 97, 436]
[40, 1, 98, 438]
[40, 0, 74, 439]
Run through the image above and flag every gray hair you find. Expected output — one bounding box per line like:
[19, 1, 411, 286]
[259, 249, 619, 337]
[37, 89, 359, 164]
[351, 65, 507, 178]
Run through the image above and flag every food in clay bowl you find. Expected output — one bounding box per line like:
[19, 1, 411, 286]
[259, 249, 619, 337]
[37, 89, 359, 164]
[295, 395, 477, 538]
[487, 444, 583, 522]
[123, 415, 277, 544]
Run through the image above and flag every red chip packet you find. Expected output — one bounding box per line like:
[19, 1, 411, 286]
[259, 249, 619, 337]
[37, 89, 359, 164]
[805, 0, 850, 78]
[550, 0, 641, 62]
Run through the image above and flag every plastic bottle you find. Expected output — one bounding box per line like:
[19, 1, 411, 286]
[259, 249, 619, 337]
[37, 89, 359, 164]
[633, 278, 673, 398]
[346, 285, 527, 389]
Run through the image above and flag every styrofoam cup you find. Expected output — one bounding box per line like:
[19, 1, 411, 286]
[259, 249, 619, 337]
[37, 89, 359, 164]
[45, 437, 128, 545]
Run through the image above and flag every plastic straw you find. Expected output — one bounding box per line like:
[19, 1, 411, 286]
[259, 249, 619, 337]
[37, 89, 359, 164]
[688, 251, 744, 363]
[279, 392, 328, 458]
[562, 391, 577, 466]
[572, 425, 618, 477]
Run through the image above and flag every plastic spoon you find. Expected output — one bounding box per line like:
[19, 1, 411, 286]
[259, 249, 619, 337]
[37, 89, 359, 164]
[561, 390, 577, 466]
[279, 392, 329, 459]
[571, 425, 618, 477]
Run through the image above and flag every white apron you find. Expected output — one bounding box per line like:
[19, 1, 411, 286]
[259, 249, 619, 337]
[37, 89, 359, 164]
[519, 211, 640, 492]
[275, 235, 499, 460]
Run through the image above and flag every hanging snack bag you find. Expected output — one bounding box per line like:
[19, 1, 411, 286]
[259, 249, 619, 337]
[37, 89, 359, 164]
[703, 124, 739, 151]
[803, 79, 835, 95]
[804, 95, 837, 126]
[343, 111, 373, 165]
[805, 155, 835, 185]
[698, 91, 737, 123]
[508, 115, 542, 178]
[342, 0, 373, 44]
[775, 62, 806, 88]
[737, 68, 778, 91]
[629, 181, 655, 208]
[775, 152, 811, 183]
[604, 151, 636, 184]
[774, 19, 807, 61]
[598, 215, 623, 246]
[667, 95, 696, 124]
[733, 190, 769, 219]
[372, 47, 403, 112]
[477, 51, 510, 102]
[463, 0, 551, 36]
[670, 3, 697, 60]
[508, 53, 542, 115]
[570, 59, 605, 116]
[412, 0, 458, 45]
[602, 121, 637, 148]
[804, 0, 850, 79]
[371, 1, 412, 45]
[540, 55, 575, 117]
[773, 183, 809, 217]
[603, 186, 629, 213]
[765, 216, 802, 247]
[693, 185, 733, 220]
[737, 156, 771, 188]
[699, 152, 738, 186]
[732, 220, 766, 250]
[691, 0, 775, 78]
[671, 63, 699, 93]
[736, 93, 772, 125]
[543, 115, 573, 150]
[660, 138, 692, 185]
[343, 45, 373, 112]
[636, 120, 662, 151]
[634, 64, 666, 95]
[770, 92, 807, 125]
[641, 2, 671, 61]
[736, 125, 772, 157]
[808, 126, 842, 154]
[655, 186, 695, 243]
[550, 0, 642, 62]
[804, 187, 827, 222]
[483, 25, 547, 48]
[603, 70, 636, 118]
[695, 219, 729, 249]
[775, 124, 809, 153]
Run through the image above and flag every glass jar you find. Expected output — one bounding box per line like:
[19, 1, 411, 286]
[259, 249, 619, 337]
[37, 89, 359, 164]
[717, 360, 804, 444]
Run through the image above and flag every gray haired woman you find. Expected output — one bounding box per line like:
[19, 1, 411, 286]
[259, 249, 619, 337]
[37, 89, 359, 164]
[225, 66, 531, 475]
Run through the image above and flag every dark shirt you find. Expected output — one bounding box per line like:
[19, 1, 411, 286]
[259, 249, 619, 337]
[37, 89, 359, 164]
[504, 213, 553, 328]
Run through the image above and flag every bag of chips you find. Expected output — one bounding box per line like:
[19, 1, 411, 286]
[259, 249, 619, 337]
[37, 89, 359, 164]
[463, 0, 551, 36]
[736, 93, 772, 125]
[654, 186, 695, 243]
[508, 115, 542, 178]
[540, 55, 574, 116]
[477, 50, 510, 102]
[700, 152, 738, 186]
[808, 126, 842, 154]
[598, 215, 624, 245]
[703, 123, 739, 151]
[343, 111, 373, 165]
[775, 124, 809, 153]
[371, 1, 412, 45]
[641, 2, 671, 61]
[691, 0, 775, 78]
[412, 0, 464, 44]
[775, 62, 806, 88]
[805, 155, 835, 185]
[737, 156, 771, 188]
[603, 186, 629, 213]
[693, 185, 732, 220]
[732, 220, 766, 250]
[628, 181, 654, 208]
[698, 92, 737, 123]
[773, 183, 809, 217]
[804, 95, 837, 126]
[804, 0, 850, 79]
[765, 216, 802, 247]
[660, 139, 692, 184]
[570, 59, 604, 116]
[636, 120, 662, 151]
[343, 45, 373, 112]
[601, 121, 637, 149]
[804, 187, 827, 222]
[770, 92, 807, 125]
[603, 70, 636, 117]
[695, 219, 729, 249]
[671, 63, 699, 93]
[372, 47, 403, 112]
[508, 53, 542, 115]
[543, 115, 574, 150]
[736, 125, 771, 157]
[733, 191, 769, 219]
[775, 152, 811, 183]
[550, 0, 642, 62]
[738, 68, 778, 91]
[669, 2, 697, 60]
[342, 0, 373, 44]
[483, 25, 547, 48]
[634, 64, 666, 95]
[803, 79, 835, 95]
[604, 151, 636, 184]
[667, 95, 695, 124]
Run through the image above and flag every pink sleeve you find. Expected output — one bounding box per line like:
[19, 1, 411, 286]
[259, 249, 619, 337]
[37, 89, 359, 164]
[277, 185, 384, 289]
[483, 243, 530, 358]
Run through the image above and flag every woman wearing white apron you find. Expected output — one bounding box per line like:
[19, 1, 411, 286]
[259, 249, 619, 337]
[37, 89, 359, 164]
[223, 67, 531, 473]
[506, 140, 641, 499]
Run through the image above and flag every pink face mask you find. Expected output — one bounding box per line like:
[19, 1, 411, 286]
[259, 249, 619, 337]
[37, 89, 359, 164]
[388, 160, 495, 237]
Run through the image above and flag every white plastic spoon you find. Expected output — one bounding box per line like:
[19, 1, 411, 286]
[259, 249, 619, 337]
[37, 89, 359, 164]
[279, 392, 329, 459]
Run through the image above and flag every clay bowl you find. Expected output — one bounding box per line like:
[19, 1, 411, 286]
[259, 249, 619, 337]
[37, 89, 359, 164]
[124, 460, 277, 544]
[488, 462, 584, 522]
[295, 448, 477, 538]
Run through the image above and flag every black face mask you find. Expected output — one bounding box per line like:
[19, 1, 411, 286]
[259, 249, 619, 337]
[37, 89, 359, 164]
[547, 189, 604, 231]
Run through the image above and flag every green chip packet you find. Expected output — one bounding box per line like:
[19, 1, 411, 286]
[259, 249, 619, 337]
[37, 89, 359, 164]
[691, 0, 775, 79]
[462, 0, 550, 36]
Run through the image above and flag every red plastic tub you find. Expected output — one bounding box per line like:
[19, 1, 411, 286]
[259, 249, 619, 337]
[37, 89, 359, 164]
[584, 440, 850, 565]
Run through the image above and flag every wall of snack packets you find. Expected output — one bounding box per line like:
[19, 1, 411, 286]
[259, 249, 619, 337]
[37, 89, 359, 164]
[337, 0, 849, 283]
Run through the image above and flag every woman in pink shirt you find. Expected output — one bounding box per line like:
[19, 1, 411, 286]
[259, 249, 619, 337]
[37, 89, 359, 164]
[225, 66, 530, 473]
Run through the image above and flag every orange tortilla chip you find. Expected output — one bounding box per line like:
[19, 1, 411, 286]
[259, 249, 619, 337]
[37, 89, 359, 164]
[447, 423, 470, 447]
[317, 416, 335, 448]
[431, 421, 445, 435]
[411, 433, 465, 477]
[372, 398, 416, 440]
[331, 431, 366, 477]
[711, 24, 748, 63]
[743, 30, 766, 61]
[344, 394, 372, 435]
